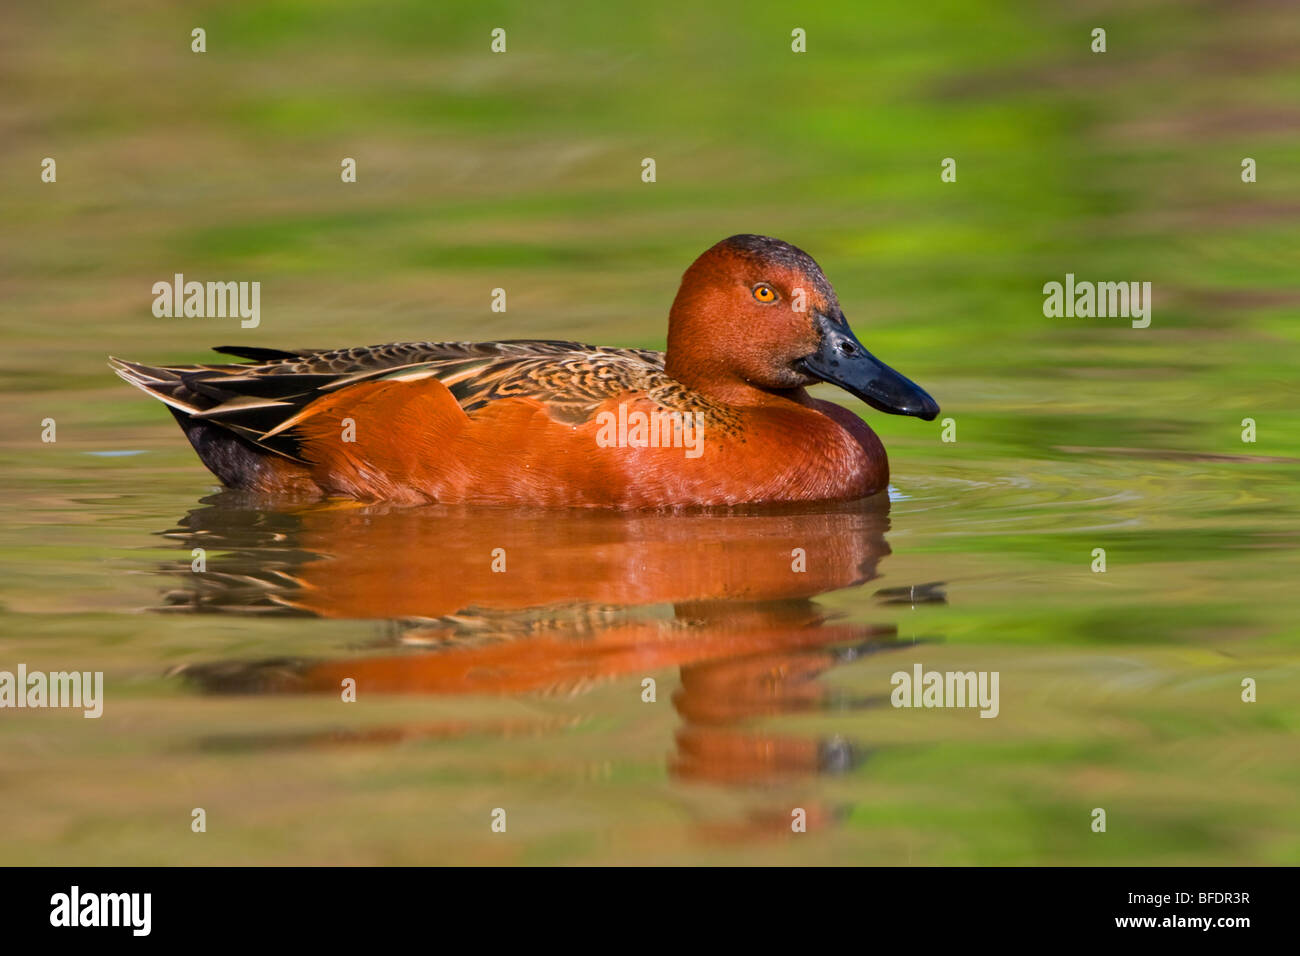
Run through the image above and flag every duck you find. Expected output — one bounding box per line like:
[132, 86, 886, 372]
[112, 234, 939, 508]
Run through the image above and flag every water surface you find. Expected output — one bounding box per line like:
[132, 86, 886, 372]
[1, 0, 1297, 864]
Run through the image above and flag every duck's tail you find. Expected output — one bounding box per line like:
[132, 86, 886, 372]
[109, 354, 313, 492]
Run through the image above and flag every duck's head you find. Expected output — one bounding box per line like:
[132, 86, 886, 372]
[665, 234, 939, 420]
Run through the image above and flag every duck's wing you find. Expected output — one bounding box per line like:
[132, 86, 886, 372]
[111, 340, 670, 462]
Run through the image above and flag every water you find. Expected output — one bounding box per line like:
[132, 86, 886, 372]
[2, 0, 1298, 865]
[2, 426, 1295, 864]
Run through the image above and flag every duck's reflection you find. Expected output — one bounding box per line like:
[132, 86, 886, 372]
[157, 493, 936, 816]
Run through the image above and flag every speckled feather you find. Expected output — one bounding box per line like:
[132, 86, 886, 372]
[111, 340, 737, 462]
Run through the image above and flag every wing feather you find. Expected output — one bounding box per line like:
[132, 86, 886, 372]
[112, 341, 705, 462]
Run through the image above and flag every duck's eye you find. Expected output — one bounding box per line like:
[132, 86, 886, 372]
[752, 284, 777, 303]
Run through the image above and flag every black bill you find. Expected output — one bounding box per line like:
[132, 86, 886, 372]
[795, 311, 940, 421]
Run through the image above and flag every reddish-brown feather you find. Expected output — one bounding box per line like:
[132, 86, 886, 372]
[269, 379, 884, 507]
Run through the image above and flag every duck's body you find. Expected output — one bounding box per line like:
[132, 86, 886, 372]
[114, 236, 938, 508]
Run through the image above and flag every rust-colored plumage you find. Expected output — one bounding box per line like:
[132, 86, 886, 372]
[113, 235, 938, 507]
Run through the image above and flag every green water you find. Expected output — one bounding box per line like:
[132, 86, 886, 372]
[1, 1, 1297, 864]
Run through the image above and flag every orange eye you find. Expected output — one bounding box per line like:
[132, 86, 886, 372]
[753, 284, 777, 303]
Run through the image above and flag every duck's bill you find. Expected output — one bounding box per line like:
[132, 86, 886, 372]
[797, 314, 940, 421]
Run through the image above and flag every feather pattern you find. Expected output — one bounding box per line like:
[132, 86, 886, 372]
[111, 340, 733, 462]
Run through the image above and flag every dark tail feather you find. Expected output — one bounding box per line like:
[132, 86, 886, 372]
[110, 356, 297, 490]
[211, 345, 307, 362]
[166, 406, 283, 488]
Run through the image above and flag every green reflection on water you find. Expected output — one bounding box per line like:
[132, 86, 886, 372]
[0, 0, 1297, 864]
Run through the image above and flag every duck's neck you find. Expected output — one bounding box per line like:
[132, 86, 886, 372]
[664, 360, 808, 409]
[665, 355, 812, 409]
[664, 324, 813, 410]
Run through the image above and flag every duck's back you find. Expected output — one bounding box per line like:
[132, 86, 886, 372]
[113, 340, 823, 506]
